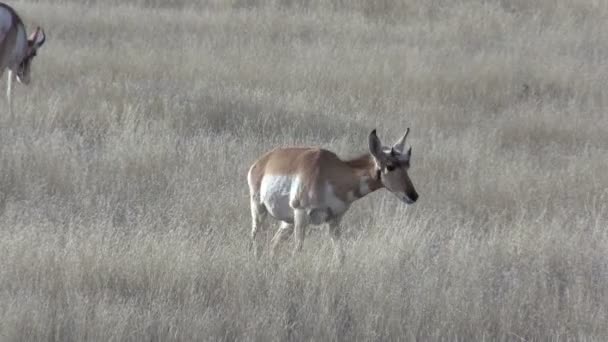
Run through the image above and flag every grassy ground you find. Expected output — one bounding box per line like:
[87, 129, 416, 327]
[0, 0, 607, 340]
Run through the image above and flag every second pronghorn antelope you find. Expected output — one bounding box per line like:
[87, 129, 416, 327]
[0, 2, 45, 117]
[248, 129, 419, 264]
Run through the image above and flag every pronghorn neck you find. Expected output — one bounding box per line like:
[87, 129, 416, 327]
[344, 153, 383, 201]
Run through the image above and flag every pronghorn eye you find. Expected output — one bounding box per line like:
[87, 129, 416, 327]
[386, 165, 396, 172]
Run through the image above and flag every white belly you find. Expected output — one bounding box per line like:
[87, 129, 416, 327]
[260, 175, 296, 222]
[259, 175, 349, 225]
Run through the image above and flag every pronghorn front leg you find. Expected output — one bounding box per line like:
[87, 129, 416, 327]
[293, 209, 309, 255]
[270, 221, 293, 258]
[0, 69, 6, 119]
[328, 216, 345, 266]
[6, 70, 13, 119]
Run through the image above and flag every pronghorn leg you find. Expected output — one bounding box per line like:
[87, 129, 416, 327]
[250, 198, 268, 259]
[270, 221, 293, 258]
[293, 209, 309, 255]
[6, 70, 13, 119]
[0, 69, 5, 118]
[328, 216, 345, 266]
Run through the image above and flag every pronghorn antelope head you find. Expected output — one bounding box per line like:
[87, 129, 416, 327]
[368, 128, 418, 204]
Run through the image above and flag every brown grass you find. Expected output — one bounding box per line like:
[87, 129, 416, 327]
[0, 0, 607, 340]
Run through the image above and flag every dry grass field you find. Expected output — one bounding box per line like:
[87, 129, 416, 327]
[0, 0, 607, 340]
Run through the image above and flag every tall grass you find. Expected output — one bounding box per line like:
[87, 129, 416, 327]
[0, 0, 607, 340]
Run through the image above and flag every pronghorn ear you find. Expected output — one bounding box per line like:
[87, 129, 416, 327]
[29, 27, 46, 48]
[368, 129, 385, 163]
[392, 128, 410, 153]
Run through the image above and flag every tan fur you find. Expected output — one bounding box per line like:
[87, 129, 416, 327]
[248, 129, 419, 264]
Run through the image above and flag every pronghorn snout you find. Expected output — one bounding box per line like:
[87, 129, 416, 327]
[394, 190, 418, 205]
[405, 191, 419, 204]
[401, 175, 418, 204]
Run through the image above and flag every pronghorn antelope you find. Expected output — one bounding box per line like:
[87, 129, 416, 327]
[0, 3, 45, 117]
[248, 129, 419, 264]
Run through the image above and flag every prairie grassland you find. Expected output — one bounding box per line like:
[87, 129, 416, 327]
[0, 0, 607, 340]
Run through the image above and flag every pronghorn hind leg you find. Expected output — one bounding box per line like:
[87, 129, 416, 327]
[328, 216, 345, 266]
[270, 221, 293, 258]
[250, 198, 268, 259]
[293, 209, 309, 255]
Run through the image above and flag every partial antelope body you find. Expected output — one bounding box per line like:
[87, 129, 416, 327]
[0, 2, 45, 117]
[247, 129, 419, 264]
